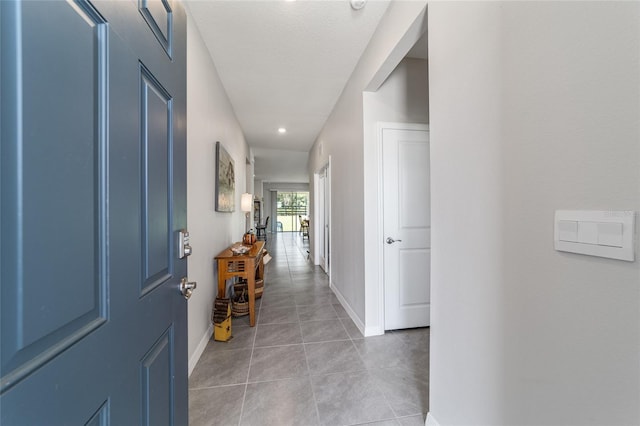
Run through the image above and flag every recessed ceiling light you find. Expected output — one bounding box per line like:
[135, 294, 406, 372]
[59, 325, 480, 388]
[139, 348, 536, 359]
[278, 127, 287, 134]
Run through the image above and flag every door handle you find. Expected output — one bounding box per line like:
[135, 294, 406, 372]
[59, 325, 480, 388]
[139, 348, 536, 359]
[386, 237, 402, 244]
[180, 277, 197, 299]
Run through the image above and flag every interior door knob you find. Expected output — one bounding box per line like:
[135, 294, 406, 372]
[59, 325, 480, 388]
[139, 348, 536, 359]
[180, 277, 197, 299]
[386, 237, 402, 244]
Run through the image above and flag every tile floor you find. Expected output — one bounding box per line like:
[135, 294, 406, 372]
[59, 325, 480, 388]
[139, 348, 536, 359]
[189, 232, 429, 426]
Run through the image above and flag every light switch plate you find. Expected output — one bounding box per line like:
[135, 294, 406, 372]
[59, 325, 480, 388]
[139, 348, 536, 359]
[554, 210, 636, 261]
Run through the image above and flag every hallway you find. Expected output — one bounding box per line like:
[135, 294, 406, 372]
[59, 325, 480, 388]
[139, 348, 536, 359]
[189, 232, 429, 426]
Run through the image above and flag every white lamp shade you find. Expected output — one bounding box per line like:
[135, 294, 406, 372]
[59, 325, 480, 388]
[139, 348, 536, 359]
[241, 193, 253, 212]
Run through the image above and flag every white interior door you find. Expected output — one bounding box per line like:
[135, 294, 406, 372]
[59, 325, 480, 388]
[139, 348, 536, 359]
[316, 164, 331, 275]
[383, 127, 430, 330]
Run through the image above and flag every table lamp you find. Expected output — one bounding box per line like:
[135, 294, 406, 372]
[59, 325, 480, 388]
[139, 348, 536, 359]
[241, 193, 252, 233]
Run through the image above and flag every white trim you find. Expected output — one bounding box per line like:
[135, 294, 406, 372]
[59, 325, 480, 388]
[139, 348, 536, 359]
[313, 157, 332, 280]
[313, 159, 330, 269]
[326, 157, 332, 283]
[364, 5, 427, 92]
[364, 324, 384, 337]
[188, 324, 212, 376]
[330, 281, 370, 337]
[425, 412, 440, 426]
[375, 122, 429, 332]
[375, 122, 386, 333]
[313, 171, 321, 266]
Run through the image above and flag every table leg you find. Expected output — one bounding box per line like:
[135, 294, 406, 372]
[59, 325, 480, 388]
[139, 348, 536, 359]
[248, 271, 256, 327]
[217, 260, 227, 298]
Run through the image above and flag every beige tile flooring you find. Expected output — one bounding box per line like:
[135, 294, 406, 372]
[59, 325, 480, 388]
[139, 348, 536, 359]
[189, 232, 429, 426]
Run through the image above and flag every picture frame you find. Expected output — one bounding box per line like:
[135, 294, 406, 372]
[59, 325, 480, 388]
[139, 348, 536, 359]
[215, 141, 235, 212]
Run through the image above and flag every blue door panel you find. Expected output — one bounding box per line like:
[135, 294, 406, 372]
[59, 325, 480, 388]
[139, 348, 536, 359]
[20, 0, 107, 344]
[85, 401, 110, 426]
[141, 65, 173, 294]
[141, 327, 174, 426]
[139, 0, 173, 56]
[1, 0, 108, 392]
[1, 324, 121, 424]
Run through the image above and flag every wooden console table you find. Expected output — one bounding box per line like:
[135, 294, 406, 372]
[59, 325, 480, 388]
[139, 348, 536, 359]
[214, 240, 265, 327]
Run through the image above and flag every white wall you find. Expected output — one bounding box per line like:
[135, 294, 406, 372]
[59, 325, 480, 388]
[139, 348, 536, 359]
[308, 1, 428, 331]
[254, 179, 264, 199]
[185, 9, 250, 374]
[362, 57, 429, 334]
[428, 2, 640, 424]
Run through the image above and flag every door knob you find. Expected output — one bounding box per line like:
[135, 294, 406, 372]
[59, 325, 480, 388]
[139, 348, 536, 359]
[386, 237, 402, 244]
[180, 277, 197, 299]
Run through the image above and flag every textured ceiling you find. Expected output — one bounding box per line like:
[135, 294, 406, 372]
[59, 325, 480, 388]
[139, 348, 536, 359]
[185, 0, 391, 155]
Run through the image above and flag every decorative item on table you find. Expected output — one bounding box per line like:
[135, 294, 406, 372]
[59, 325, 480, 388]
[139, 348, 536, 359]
[243, 230, 256, 245]
[212, 298, 232, 342]
[230, 244, 250, 256]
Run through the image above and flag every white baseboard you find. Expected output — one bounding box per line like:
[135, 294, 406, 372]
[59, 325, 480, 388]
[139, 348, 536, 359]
[330, 280, 383, 337]
[188, 324, 212, 376]
[425, 412, 440, 426]
[330, 282, 367, 337]
[364, 324, 384, 337]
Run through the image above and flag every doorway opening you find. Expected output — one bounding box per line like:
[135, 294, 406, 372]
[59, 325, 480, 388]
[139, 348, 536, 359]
[275, 191, 309, 233]
[314, 160, 331, 276]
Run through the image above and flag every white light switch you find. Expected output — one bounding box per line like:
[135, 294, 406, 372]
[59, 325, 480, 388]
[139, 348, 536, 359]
[558, 221, 578, 242]
[597, 222, 623, 247]
[577, 222, 598, 245]
[554, 210, 636, 261]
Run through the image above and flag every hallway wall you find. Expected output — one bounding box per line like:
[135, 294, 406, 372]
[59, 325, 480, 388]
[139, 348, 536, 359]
[308, 1, 428, 333]
[428, 2, 640, 424]
[185, 8, 250, 373]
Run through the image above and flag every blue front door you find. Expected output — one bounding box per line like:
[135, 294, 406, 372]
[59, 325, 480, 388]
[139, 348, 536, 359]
[1, 1, 188, 423]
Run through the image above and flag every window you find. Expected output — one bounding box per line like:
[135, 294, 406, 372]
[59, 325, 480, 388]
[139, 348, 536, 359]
[276, 192, 308, 232]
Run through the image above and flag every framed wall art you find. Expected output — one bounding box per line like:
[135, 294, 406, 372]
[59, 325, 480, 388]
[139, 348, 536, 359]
[215, 141, 235, 212]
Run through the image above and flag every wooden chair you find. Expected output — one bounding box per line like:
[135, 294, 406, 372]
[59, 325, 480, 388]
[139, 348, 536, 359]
[256, 216, 269, 241]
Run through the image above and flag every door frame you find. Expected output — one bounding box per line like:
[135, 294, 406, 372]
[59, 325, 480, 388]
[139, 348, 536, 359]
[313, 173, 325, 268]
[375, 122, 429, 333]
[313, 157, 331, 281]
